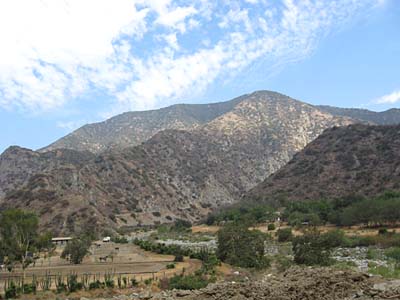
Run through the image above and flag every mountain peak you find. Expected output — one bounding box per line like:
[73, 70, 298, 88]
[0, 91, 366, 233]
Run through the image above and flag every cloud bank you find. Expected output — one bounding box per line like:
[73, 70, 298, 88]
[0, 0, 381, 115]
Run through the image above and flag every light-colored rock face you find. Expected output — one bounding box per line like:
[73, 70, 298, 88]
[0, 91, 363, 233]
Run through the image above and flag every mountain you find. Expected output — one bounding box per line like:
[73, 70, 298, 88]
[317, 106, 400, 125]
[247, 124, 400, 205]
[0, 146, 94, 198]
[0, 91, 356, 234]
[40, 101, 400, 155]
[41, 95, 247, 153]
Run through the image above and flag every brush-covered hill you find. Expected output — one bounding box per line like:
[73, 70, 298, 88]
[41, 95, 248, 153]
[0, 91, 357, 234]
[41, 93, 400, 155]
[247, 124, 400, 205]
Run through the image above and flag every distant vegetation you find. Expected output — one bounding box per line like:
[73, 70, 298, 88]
[283, 191, 400, 227]
[205, 191, 400, 229]
[206, 204, 274, 226]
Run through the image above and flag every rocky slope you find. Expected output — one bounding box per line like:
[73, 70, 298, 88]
[0, 91, 357, 234]
[0, 146, 94, 198]
[247, 124, 400, 204]
[41, 95, 247, 153]
[41, 93, 400, 155]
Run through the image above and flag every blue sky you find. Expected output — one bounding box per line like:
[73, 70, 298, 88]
[0, 0, 399, 154]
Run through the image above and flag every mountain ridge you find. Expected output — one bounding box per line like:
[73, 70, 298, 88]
[0, 91, 358, 234]
[35, 91, 400, 155]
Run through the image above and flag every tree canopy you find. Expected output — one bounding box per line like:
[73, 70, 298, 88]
[0, 209, 44, 272]
[0, 207, 53, 296]
[61, 237, 91, 264]
[217, 223, 270, 269]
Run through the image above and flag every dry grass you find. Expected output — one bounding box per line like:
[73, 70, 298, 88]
[191, 225, 220, 234]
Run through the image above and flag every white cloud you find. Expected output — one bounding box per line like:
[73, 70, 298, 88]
[0, 0, 382, 116]
[374, 90, 400, 104]
[0, 0, 150, 111]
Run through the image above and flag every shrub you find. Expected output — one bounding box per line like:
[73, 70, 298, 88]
[277, 228, 293, 242]
[322, 230, 345, 248]
[167, 274, 209, 290]
[379, 228, 389, 235]
[66, 273, 83, 293]
[292, 230, 338, 266]
[130, 278, 138, 287]
[267, 223, 276, 231]
[22, 283, 36, 294]
[5, 281, 17, 299]
[111, 236, 128, 243]
[369, 265, 400, 279]
[386, 247, 400, 263]
[174, 254, 184, 262]
[166, 263, 175, 269]
[57, 283, 67, 293]
[275, 255, 293, 272]
[173, 219, 192, 231]
[89, 280, 104, 290]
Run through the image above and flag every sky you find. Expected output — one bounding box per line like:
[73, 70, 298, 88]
[0, 0, 399, 154]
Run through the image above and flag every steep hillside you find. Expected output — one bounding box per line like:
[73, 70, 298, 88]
[247, 124, 400, 205]
[0, 146, 94, 197]
[318, 106, 400, 125]
[0, 91, 356, 234]
[41, 95, 247, 153]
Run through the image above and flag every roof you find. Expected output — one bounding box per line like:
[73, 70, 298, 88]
[51, 237, 73, 241]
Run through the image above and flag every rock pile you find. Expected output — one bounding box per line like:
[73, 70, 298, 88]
[83, 267, 400, 300]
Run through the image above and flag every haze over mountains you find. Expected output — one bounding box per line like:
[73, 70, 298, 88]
[1, 91, 400, 234]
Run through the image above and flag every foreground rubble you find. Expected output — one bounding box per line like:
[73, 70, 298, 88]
[85, 267, 400, 300]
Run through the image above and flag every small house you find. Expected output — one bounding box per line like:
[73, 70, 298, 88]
[51, 237, 72, 246]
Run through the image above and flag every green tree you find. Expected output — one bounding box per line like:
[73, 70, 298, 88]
[277, 228, 293, 242]
[292, 229, 343, 266]
[217, 223, 269, 269]
[0, 209, 40, 280]
[61, 237, 90, 264]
